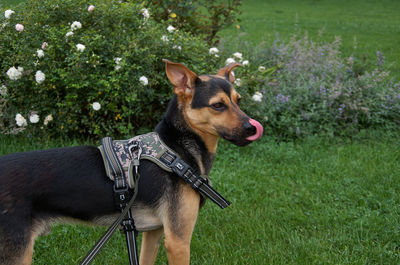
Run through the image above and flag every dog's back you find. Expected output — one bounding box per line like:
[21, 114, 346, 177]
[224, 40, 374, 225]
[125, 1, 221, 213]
[0, 146, 116, 265]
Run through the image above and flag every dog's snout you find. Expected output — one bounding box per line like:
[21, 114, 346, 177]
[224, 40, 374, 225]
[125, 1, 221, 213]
[243, 120, 256, 136]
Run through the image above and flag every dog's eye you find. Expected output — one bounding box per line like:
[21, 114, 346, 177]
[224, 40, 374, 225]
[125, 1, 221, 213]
[211, 102, 226, 111]
[237, 98, 241, 106]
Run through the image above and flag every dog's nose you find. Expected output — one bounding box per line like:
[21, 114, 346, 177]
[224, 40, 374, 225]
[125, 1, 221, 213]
[243, 120, 257, 136]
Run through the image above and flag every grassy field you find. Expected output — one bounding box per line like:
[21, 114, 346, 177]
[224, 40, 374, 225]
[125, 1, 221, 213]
[2, 0, 400, 264]
[1, 133, 400, 264]
[221, 0, 400, 78]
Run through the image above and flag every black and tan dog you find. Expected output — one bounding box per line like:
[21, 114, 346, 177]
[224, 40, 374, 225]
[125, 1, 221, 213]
[0, 60, 263, 265]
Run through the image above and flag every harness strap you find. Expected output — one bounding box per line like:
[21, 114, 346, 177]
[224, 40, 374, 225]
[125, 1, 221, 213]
[159, 151, 231, 209]
[102, 137, 126, 189]
[81, 137, 141, 265]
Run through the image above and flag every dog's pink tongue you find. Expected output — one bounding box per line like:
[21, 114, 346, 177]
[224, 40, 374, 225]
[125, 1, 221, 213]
[246, 118, 263, 141]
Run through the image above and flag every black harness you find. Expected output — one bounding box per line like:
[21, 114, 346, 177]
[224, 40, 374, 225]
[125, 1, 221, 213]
[79, 133, 230, 265]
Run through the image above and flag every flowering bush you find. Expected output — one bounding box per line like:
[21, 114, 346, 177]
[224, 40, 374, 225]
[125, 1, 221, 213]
[143, 0, 242, 45]
[0, 0, 219, 137]
[223, 34, 400, 139]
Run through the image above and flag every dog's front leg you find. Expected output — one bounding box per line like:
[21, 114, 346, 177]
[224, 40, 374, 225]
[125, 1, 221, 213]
[163, 184, 200, 265]
[139, 228, 164, 265]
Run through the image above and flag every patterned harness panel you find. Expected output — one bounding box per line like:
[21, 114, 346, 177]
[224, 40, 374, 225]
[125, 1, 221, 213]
[99, 132, 175, 189]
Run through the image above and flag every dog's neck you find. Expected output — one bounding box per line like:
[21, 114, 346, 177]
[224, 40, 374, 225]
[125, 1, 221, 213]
[155, 96, 216, 176]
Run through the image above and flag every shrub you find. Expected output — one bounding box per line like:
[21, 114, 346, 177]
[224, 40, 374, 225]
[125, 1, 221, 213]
[0, 0, 219, 137]
[143, 0, 242, 45]
[220, 34, 400, 139]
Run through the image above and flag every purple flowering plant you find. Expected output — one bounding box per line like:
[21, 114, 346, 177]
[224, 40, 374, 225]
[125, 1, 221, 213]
[229, 34, 400, 139]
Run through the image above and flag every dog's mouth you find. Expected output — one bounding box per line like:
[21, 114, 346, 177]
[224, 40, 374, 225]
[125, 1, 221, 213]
[246, 118, 263, 141]
[219, 118, 263, 146]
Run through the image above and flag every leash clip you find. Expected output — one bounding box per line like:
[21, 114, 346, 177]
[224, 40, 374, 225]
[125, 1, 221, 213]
[128, 141, 142, 178]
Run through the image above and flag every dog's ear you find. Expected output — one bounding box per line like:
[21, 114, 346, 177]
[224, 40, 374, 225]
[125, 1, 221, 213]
[163, 59, 198, 96]
[217, 62, 241, 83]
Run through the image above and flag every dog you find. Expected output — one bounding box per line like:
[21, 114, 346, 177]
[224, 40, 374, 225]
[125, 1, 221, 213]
[0, 59, 263, 265]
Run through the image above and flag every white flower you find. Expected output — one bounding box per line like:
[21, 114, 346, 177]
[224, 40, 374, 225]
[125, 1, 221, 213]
[167, 25, 176, 32]
[141, 8, 150, 19]
[114, 57, 122, 71]
[173, 45, 182, 50]
[0, 85, 7, 97]
[139, 76, 148, 86]
[76, 44, 86, 52]
[161, 35, 169, 43]
[71, 21, 82, 31]
[114, 57, 122, 64]
[92, 102, 101, 111]
[252, 92, 263, 102]
[242, 60, 249, 66]
[209, 47, 219, 55]
[44, 114, 53, 125]
[88, 5, 95, 12]
[15, 24, 24, 32]
[15, 114, 27, 127]
[65, 31, 74, 37]
[29, 113, 39, 124]
[6, 66, 23, 80]
[225, 58, 235, 64]
[258, 66, 266, 71]
[35, 70, 45, 84]
[5, 10, 15, 19]
[41, 42, 48, 50]
[37, 49, 45, 58]
[233, 52, 242, 61]
[234, 78, 241, 87]
[17, 66, 23, 72]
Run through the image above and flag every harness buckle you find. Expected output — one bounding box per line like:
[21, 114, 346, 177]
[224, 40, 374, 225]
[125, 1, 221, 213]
[160, 151, 177, 166]
[121, 217, 136, 233]
[113, 184, 130, 210]
[170, 158, 190, 177]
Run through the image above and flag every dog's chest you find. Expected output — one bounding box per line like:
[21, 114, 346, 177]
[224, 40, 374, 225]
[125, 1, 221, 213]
[92, 204, 162, 232]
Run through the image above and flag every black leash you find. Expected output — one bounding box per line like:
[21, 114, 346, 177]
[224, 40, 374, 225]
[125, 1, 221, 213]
[79, 192, 138, 265]
[80, 137, 141, 265]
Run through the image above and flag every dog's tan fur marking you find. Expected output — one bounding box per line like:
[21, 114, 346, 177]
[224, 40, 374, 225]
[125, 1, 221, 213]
[183, 90, 244, 154]
[199, 75, 211, 82]
[163, 184, 199, 265]
[139, 228, 164, 265]
[216, 62, 241, 83]
[19, 235, 34, 265]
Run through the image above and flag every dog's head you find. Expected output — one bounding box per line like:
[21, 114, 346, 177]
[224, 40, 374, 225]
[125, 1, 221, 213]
[163, 59, 263, 152]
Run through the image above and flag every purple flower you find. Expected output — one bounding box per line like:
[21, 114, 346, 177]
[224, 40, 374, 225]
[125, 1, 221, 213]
[377, 50, 385, 69]
[338, 104, 345, 116]
[276, 93, 290, 103]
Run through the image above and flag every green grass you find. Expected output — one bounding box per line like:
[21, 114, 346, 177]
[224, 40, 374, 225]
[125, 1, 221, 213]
[221, 0, 400, 77]
[1, 134, 400, 264]
[1, 0, 24, 8]
[2, 0, 400, 263]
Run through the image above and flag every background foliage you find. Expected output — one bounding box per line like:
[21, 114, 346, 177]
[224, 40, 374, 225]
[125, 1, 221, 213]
[144, 0, 242, 45]
[0, 0, 220, 137]
[223, 35, 400, 139]
[0, 0, 399, 140]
